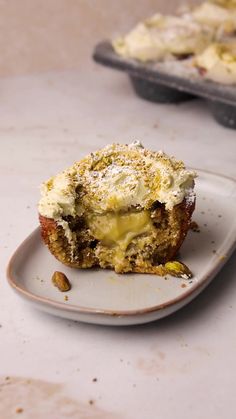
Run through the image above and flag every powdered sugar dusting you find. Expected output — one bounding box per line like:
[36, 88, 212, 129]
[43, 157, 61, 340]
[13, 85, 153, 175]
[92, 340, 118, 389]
[38, 142, 197, 218]
[185, 188, 196, 208]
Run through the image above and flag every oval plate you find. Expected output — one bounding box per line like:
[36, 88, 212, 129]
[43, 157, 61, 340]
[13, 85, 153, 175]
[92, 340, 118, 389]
[7, 169, 236, 326]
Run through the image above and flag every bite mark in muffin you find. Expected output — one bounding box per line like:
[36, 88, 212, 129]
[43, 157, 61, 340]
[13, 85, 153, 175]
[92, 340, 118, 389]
[38, 142, 196, 274]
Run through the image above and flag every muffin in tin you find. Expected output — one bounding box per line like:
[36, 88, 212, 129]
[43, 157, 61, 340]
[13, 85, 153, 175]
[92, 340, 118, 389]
[191, 1, 236, 36]
[195, 42, 236, 84]
[112, 14, 213, 62]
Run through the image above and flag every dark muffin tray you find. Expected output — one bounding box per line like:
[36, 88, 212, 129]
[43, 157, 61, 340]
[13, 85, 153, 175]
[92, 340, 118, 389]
[93, 41, 236, 129]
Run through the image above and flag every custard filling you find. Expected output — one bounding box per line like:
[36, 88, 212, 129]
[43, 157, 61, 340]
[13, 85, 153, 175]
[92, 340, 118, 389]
[86, 210, 153, 267]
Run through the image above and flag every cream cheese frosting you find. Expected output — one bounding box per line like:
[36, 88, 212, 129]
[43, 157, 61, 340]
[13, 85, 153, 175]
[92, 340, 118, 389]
[195, 42, 236, 83]
[39, 168, 81, 220]
[112, 14, 213, 62]
[38, 142, 196, 224]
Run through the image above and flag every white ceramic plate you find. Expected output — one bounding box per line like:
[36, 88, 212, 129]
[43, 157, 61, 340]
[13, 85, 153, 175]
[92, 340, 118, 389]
[7, 169, 236, 326]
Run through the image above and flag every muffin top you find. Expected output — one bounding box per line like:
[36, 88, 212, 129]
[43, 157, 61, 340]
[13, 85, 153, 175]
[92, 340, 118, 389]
[38, 142, 196, 220]
[189, 1, 236, 36]
[195, 42, 236, 83]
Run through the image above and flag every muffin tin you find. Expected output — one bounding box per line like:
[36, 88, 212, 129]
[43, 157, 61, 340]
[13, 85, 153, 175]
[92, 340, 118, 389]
[93, 41, 236, 129]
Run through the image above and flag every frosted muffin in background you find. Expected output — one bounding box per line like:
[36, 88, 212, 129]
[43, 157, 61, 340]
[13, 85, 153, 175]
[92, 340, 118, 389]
[188, 1, 236, 37]
[194, 42, 236, 84]
[112, 13, 214, 62]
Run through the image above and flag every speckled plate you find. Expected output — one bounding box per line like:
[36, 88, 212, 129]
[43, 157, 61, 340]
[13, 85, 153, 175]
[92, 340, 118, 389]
[7, 169, 236, 326]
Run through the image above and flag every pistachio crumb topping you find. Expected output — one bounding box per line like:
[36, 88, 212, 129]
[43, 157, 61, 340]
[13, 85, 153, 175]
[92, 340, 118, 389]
[38, 142, 196, 221]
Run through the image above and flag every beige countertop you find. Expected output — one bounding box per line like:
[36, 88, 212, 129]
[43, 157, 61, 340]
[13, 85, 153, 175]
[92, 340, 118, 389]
[1, 61, 236, 418]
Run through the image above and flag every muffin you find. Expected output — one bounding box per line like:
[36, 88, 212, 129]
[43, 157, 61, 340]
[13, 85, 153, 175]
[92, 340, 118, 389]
[112, 13, 213, 62]
[194, 42, 236, 84]
[38, 142, 196, 274]
[191, 1, 236, 36]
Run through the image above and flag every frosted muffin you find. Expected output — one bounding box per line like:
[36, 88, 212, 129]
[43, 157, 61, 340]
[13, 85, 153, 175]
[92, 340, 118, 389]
[195, 42, 236, 84]
[112, 14, 213, 62]
[191, 1, 236, 36]
[38, 142, 196, 274]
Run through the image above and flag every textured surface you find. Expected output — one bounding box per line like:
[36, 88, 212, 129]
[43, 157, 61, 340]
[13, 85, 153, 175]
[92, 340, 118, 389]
[1, 65, 236, 417]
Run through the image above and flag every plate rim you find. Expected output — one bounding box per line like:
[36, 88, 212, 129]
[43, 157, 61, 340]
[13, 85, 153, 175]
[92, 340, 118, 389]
[6, 168, 236, 318]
